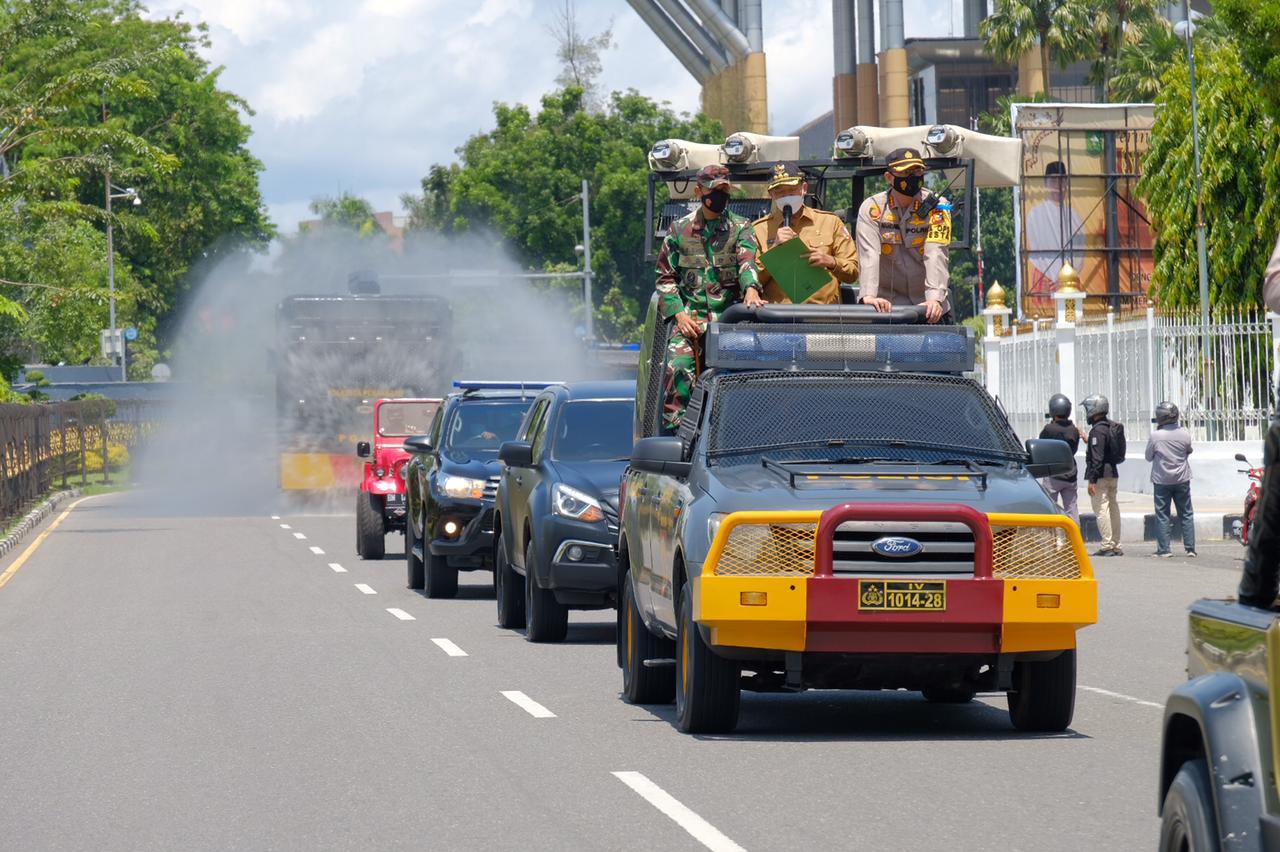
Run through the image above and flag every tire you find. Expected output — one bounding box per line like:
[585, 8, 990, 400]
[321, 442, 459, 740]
[1158, 759, 1220, 852]
[524, 539, 568, 642]
[620, 575, 675, 704]
[356, 492, 385, 560]
[424, 542, 458, 599]
[495, 532, 525, 629]
[922, 686, 976, 704]
[1007, 649, 1076, 732]
[406, 512, 424, 590]
[675, 581, 740, 733]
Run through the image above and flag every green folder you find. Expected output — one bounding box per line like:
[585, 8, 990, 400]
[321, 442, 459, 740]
[759, 237, 830, 304]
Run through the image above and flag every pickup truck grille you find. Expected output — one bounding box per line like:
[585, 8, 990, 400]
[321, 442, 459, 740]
[832, 521, 975, 577]
[992, 524, 1080, 579]
[483, 476, 500, 501]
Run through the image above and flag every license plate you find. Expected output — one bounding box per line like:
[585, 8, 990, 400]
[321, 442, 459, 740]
[386, 494, 405, 505]
[858, 580, 946, 611]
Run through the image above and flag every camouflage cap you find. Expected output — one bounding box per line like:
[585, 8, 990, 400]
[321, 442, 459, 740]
[886, 147, 927, 174]
[766, 161, 805, 191]
[695, 164, 733, 190]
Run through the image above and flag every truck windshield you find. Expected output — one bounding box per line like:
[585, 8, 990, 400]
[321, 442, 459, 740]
[444, 400, 531, 456]
[551, 400, 636, 462]
[378, 401, 440, 437]
[706, 371, 1025, 466]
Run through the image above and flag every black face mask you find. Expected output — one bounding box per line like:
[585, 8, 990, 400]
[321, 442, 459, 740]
[893, 173, 924, 196]
[702, 189, 730, 214]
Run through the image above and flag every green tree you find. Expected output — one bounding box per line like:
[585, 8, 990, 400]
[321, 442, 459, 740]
[1110, 16, 1184, 102]
[1215, 0, 1280, 119]
[548, 0, 613, 111]
[1137, 38, 1280, 306]
[1086, 0, 1161, 100]
[949, 188, 1015, 321]
[402, 87, 722, 341]
[305, 192, 383, 237]
[980, 0, 1093, 96]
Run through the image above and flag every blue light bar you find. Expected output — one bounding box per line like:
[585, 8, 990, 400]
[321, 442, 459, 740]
[705, 323, 975, 373]
[453, 380, 561, 391]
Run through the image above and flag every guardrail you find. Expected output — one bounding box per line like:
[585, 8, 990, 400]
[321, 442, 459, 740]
[0, 399, 158, 524]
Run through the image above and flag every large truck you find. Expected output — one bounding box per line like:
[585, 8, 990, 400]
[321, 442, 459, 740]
[275, 276, 456, 492]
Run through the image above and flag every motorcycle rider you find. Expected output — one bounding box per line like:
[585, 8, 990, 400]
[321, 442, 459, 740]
[1038, 394, 1081, 522]
[1083, 394, 1126, 556]
[1146, 402, 1195, 558]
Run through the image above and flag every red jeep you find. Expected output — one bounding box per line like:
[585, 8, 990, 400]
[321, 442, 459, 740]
[356, 398, 442, 559]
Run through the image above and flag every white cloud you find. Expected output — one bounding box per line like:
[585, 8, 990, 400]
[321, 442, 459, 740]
[146, 0, 956, 232]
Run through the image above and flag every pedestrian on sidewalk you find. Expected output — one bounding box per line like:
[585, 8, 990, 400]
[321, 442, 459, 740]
[1146, 402, 1196, 558]
[1084, 394, 1126, 556]
[1039, 393, 1080, 522]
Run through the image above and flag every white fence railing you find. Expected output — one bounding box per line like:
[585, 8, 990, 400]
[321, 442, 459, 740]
[986, 305, 1277, 444]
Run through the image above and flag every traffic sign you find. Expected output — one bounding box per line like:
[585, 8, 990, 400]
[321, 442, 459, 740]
[124, 326, 138, 341]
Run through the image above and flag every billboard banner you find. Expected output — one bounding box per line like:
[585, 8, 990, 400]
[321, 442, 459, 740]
[1012, 104, 1155, 318]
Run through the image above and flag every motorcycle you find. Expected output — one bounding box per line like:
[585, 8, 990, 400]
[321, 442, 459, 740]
[1234, 452, 1265, 546]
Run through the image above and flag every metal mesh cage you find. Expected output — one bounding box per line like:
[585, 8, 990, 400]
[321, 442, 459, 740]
[991, 525, 1082, 579]
[713, 522, 817, 576]
[707, 371, 1025, 464]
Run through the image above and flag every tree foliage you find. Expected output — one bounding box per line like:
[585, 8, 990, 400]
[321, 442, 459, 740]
[1137, 38, 1280, 307]
[401, 87, 722, 340]
[1085, 0, 1161, 100]
[547, 0, 612, 112]
[1110, 16, 1183, 102]
[1215, 0, 1280, 120]
[306, 192, 383, 237]
[980, 0, 1093, 95]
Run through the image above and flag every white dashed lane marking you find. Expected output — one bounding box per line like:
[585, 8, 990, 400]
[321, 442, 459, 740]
[431, 638, 468, 657]
[612, 771, 747, 852]
[1080, 685, 1163, 709]
[355, 583, 377, 595]
[501, 691, 556, 719]
[309, 546, 325, 555]
[329, 563, 347, 573]
[270, 515, 280, 520]
[292, 532, 307, 540]
[279, 523, 291, 529]
[386, 608, 415, 621]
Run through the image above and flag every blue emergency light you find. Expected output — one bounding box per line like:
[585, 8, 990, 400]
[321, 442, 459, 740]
[452, 380, 561, 391]
[704, 323, 975, 374]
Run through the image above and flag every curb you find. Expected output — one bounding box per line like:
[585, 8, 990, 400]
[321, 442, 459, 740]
[0, 489, 82, 558]
[1080, 511, 1237, 545]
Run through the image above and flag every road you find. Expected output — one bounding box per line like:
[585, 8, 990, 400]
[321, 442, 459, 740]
[0, 490, 1243, 851]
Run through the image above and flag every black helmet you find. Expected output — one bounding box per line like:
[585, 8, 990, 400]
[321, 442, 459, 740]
[1082, 394, 1109, 420]
[1046, 393, 1072, 419]
[1153, 401, 1180, 426]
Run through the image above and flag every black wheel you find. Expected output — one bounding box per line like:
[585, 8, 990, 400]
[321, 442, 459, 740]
[423, 533, 458, 599]
[356, 492, 385, 559]
[1007, 649, 1076, 732]
[675, 581, 740, 733]
[620, 574, 675, 704]
[495, 531, 525, 629]
[1159, 759, 1219, 852]
[524, 539, 568, 642]
[922, 686, 976, 704]
[406, 511, 424, 590]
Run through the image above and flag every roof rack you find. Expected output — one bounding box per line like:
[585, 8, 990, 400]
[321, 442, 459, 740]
[453, 380, 561, 397]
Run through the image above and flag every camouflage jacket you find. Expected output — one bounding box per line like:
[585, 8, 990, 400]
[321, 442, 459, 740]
[654, 208, 761, 321]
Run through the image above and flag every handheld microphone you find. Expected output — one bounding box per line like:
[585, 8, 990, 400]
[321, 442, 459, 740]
[782, 204, 793, 229]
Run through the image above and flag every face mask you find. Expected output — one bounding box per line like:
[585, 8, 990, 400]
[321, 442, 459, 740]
[893, 173, 924, 196]
[772, 194, 803, 215]
[702, 189, 730, 214]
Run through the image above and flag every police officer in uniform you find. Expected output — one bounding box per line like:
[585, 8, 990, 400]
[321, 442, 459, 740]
[750, 162, 859, 304]
[854, 147, 952, 323]
[653, 164, 764, 433]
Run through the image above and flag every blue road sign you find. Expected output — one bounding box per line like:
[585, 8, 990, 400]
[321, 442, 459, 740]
[124, 326, 138, 341]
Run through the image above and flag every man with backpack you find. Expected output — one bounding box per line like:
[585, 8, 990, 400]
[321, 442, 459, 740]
[1083, 394, 1126, 556]
[1039, 393, 1081, 522]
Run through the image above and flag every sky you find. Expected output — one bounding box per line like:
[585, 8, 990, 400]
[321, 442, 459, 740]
[146, 0, 956, 232]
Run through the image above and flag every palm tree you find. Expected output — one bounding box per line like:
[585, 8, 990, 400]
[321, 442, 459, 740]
[1110, 17, 1183, 102]
[1090, 0, 1162, 100]
[980, 0, 1094, 96]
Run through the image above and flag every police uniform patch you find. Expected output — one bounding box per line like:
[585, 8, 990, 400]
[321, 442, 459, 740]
[880, 229, 902, 244]
[869, 202, 881, 221]
[926, 209, 952, 245]
[881, 244, 894, 255]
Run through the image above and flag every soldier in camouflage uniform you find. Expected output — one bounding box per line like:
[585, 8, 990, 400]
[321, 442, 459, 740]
[654, 164, 765, 432]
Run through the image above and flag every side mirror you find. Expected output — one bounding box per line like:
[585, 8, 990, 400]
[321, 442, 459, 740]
[630, 436, 692, 478]
[403, 434, 433, 455]
[1235, 453, 1249, 463]
[356, 441, 371, 458]
[1025, 438, 1075, 478]
[499, 441, 534, 468]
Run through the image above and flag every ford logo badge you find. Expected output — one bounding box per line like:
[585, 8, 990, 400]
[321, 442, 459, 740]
[871, 536, 924, 558]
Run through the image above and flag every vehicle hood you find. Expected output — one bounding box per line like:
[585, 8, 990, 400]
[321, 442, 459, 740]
[552, 460, 627, 512]
[700, 461, 1058, 515]
[439, 450, 501, 480]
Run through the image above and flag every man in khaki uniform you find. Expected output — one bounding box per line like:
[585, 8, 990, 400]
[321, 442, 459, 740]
[751, 162, 859, 304]
[855, 147, 952, 323]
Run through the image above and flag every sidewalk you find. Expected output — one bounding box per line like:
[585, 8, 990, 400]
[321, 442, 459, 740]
[1077, 490, 1242, 545]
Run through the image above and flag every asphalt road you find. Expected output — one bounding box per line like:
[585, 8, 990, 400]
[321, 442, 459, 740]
[0, 490, 1246, 851]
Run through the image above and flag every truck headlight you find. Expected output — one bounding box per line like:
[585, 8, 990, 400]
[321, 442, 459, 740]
[708, 512, 728, 545]
[441, 475, 487, 499]
[398, 463, 409, 480]
[553, 483, 604, 523]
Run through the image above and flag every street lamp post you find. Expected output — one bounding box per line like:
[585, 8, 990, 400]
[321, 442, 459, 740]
[580, 179, 594, 343]
[104, 168, 138, 382]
